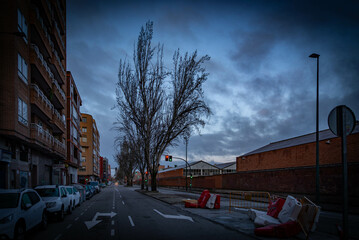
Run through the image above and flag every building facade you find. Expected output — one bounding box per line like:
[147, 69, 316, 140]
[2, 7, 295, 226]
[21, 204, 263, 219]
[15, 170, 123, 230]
[65, 71, 82, 184]
[78, 113, 100, 183]
[0, 0, 67, 188]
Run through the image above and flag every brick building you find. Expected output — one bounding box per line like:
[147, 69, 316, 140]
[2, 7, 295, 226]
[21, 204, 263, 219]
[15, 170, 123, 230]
[65, 71, 82, 184]
[0, 0, 67, 188]
[78, 113, 100, 183]
[236, 123, 359, 172]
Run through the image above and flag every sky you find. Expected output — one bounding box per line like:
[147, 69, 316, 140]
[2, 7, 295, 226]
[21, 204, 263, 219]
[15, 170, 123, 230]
[66, 0, 359, 169]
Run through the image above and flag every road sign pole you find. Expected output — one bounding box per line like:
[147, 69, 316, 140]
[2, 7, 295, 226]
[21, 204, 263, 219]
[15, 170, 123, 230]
[338, 107, 349, 240]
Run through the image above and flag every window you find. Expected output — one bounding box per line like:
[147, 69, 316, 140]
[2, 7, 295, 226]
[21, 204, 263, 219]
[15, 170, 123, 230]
[79, 166, 86, 172]
[21, 193, 32, 208]
[82, 127, 87, 133]
[18, 98, 28, 125]
[82, 137, 87, 143]
[82, 117, 87, 123]
[17, 9, 28, 43]
[28, 192, 40, 204]
[81, 157, 86, 162]
[18, 53, 28, 84]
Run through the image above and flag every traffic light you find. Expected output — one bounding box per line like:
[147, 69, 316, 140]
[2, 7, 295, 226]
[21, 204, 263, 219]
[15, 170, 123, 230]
[165, 155, 169, 161]
[190, 174, 193, 179]
[169, 155, 172, 162]
[145, 171, 148, 175]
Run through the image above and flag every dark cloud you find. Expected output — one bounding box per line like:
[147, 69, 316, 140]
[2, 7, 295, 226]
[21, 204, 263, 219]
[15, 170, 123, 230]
[67, 0, 359, 168]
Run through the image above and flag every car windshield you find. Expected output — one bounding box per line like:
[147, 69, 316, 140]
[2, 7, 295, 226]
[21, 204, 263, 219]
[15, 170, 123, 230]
[36, 188, 59, 197]
[0, 193, 20, 208]
[88, 182, 99, 186]
[66, 188, 73, 194]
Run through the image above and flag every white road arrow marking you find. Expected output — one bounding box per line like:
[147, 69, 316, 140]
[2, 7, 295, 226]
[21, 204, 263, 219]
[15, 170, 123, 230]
[153, 209, 194, 222]
[84, 212, 117, 230]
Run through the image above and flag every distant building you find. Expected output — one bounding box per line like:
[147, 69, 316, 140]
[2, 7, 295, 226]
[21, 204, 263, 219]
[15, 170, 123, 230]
[158, 160, 221, 179]
[0, 0, 67, 188]
[78, 113, 100, 183]
[65, 71, 82, 184]
[214, 162, 236, 174]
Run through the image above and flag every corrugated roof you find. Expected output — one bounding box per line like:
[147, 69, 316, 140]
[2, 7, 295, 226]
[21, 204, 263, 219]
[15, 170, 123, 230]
[240, 123, 359, 157]
[158, 160, 218, 173]
[214, 162, 236, 169]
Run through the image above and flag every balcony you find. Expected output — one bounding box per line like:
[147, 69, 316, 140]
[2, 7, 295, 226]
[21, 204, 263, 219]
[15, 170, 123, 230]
[53, 137, 66, 158]
[52, 78, 65, 103]
[53, 20, 65, 56]
[30, 7, 53, 58]
[52, 109, 65, 133]
[53, 49, 66, 80]
[30, 123, 53, 150]
[30, 44, 53, 88]
[55, 0, 65, 33]
[30, 84, 54, 120]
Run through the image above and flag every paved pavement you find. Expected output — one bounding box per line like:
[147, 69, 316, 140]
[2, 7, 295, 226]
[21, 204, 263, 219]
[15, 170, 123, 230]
[137, 187, 359, 240]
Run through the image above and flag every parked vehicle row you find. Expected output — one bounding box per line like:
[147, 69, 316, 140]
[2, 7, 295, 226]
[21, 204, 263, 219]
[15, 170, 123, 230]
[0, 182, 105, 239]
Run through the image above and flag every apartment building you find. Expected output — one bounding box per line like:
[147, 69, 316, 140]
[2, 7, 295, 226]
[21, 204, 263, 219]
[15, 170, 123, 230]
[0, 0, 67, 188]
[66, 71, 82, 184]
[79, 113, 100, 183]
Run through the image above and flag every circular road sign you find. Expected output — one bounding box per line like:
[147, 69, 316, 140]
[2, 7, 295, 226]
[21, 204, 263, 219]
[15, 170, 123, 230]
[328, 105, 356, 137]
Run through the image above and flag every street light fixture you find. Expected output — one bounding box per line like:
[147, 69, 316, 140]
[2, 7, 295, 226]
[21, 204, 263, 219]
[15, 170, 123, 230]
[309, 53, 320, 204]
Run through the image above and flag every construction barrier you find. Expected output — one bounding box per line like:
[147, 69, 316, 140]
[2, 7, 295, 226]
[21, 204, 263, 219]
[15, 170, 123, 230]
[229, 191, 271, 212]
[297, 196, 320, 240]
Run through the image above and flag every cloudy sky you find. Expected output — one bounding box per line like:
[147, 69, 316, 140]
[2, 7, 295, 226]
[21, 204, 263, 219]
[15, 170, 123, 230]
[66, 0, 359, 169]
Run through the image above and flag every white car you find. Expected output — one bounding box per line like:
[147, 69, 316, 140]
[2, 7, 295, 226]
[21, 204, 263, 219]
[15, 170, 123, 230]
[0, 188, 47, 239]
[65, 186, 80, 208]
[34, 185, 71, 221]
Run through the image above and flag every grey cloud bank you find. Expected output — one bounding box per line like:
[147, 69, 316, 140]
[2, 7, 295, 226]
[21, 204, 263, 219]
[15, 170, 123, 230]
[67, 0, 359, 168]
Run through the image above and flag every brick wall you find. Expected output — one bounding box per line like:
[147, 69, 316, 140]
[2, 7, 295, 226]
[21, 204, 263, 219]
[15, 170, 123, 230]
[236, 132, 359, 172]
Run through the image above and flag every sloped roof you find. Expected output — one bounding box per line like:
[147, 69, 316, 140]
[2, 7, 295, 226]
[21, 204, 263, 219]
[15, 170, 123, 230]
[215, 162, 236, 169]
[159, 160, 218, 173]
[240, 123, 359, 157]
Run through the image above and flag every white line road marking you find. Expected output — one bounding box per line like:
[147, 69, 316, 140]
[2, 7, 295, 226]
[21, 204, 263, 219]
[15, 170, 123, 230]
[111, 229, 115, 236]
[66, 224, 72, 229]
[81, 212, 84, 215]
[122, 201, 125, 205]
[128, 216, 135, 227]
[75, 217, 79, 221]
[112, 220, 114, 225]
[153, 209, 194, 222]
[54, 234, 62, 240]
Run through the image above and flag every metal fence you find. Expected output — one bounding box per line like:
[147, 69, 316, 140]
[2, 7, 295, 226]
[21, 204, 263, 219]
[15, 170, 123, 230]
[229, 191, 271, 212]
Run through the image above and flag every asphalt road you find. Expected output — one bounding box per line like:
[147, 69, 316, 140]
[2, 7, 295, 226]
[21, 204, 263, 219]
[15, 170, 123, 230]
[27, 185, 255, 240]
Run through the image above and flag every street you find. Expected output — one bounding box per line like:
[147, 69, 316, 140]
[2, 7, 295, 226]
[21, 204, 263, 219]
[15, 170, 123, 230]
[27, 185, 255, 240]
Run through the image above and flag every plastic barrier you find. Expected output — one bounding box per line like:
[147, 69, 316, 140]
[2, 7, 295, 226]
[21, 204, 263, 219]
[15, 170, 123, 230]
[229, 191, 270, 212]
[297, 196, 320, 240]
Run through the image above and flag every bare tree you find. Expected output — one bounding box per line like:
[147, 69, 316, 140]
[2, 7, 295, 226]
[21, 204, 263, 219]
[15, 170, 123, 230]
[115, 21, 211, 191]
[115, 139, 137, 186]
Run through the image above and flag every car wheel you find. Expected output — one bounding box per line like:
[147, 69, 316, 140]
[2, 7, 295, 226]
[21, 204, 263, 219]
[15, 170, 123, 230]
[68, 202, 73, 214]
[58, 206, 65, 221]
[40, 211, 48, 230]
[14, 221, 26, 240]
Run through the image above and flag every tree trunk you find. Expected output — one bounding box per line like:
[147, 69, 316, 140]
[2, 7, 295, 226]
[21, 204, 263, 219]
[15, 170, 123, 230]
[140, 172, 144, 190]
[151, 176, 157, 191]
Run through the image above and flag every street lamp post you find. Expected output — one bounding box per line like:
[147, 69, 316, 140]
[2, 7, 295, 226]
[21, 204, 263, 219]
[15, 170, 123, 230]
[185, 137, 188, 191]
[309, 53, 320, 204]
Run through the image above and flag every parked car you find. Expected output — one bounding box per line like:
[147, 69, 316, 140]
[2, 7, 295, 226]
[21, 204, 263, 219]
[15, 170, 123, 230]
[34, 185, 71, 221]
[72, 184, 86, 203]
[0, 188, 47, 239]
[87, 181, 100, 193]
[84, 185, 93, 200]
[70, 186, 81, 206]
[89, 185, 96, 196]
[65, 186, 79, 209]
[99, 183, 106, 188]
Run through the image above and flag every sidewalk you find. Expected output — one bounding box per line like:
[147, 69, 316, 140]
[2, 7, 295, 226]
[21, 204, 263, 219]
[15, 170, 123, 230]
[136, 187, 359, 240]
